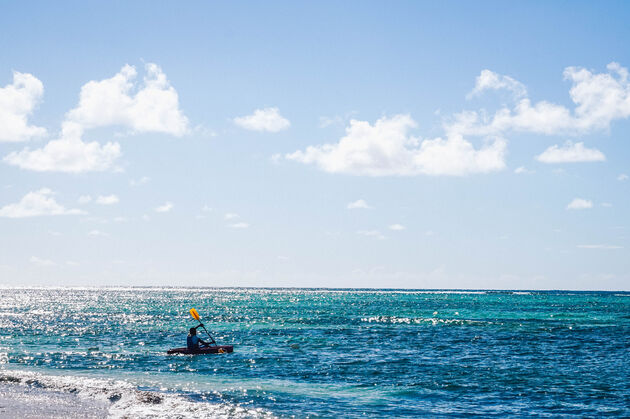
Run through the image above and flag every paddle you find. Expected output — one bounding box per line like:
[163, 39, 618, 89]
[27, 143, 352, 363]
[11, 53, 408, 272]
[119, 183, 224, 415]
[189, 308, 217, 346]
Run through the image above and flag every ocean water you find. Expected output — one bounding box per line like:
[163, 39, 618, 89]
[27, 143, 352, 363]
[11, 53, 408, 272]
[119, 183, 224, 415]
[0, 288, 628, 417]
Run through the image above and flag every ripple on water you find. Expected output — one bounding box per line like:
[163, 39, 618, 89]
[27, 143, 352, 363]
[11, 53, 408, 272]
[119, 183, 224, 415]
[0, 288, 628, 417]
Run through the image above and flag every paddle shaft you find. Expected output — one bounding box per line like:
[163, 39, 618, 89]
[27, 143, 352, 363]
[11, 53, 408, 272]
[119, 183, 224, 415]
[198, 322, 217, 346]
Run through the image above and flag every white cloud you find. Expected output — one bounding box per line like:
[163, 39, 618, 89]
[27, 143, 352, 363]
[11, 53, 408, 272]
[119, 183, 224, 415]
[0, 71, 47, 142]
[88, 229, 108, 237]
[270, 153, 282, 164]
[319, 112, 358, 128]
[155, 202, 173, 213]
[514, 166, 534, 174]
[66, 63, 188, 136]
[228, 222, 249, 229]
[577, 244, 623, 249]
[4, 122, 121, 173]
[130, 176, 150, 186]
[29, 256, 55, 267]
[287, 115, 506, 176]
[4, 63, 188, 173]
[601, 202, 613, 207]
[202, 205, 212, 212]
[224, 212, 239, 220]
[234, 107, 290, 132]
[347, 199, 371, 209]
[357, 230, 385, 240]
[96, 194, 119, 205]
[448, 62, 630, 138]
[618, 174, 629, 181]
[0, 188, 84, 218]
[536, 141, 605, 163]
[78, 195, 92, 204]
[319, 115, 344, 128]
[389, 224, 406, 231]
[566, 198, 593, 210]
[467, 69, 527, 100]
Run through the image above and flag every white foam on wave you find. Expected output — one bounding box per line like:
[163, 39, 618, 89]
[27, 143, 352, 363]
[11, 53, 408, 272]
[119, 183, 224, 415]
[361, 315, 487, 326]
[0, 369, 274, 418]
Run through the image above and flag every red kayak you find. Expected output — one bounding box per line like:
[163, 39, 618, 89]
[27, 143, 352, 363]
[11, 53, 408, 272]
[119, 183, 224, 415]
[167, 345, 233, 355]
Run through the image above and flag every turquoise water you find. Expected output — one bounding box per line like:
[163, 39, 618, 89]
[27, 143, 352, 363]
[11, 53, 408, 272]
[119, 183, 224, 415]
[0, 288, 629, 417]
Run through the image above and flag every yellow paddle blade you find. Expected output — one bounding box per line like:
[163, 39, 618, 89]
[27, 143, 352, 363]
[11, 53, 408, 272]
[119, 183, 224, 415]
[189, 308, 200, 321]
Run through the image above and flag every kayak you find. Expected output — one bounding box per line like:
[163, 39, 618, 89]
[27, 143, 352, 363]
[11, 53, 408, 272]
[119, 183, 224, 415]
[167, 345, 233, 355]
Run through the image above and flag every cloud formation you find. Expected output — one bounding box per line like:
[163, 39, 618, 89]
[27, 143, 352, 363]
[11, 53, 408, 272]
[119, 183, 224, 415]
[4, 122, 121, 173]
[96, 194, 119, 205]
[228, 222, 249, 229]
[287, 115, 506, 176]
[347, 199, 371, 209]
[5, 63, 188, 172]
[234, 107, 290, 132]
[536, 141, 605, 163]
[0, 71, 47, 142]
[467, 69, 527, 100]
[155, 202, 173, 213]
[448, 62, 630, 137]
[66, 63, 188, 135]
[566, 198, 593, 210]
[129, 176, 150, 187]
[514, 166, 534, 174]
[0, 188, 84, 218]
[357, 230, 385, 240]
[30, 256, 55, 266]
[286, 63, 626, 177]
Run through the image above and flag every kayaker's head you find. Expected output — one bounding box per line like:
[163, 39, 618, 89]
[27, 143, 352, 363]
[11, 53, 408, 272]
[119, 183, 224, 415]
[189, 327, 196, 336]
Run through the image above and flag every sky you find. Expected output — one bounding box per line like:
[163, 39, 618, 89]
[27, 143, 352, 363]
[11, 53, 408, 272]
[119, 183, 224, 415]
[0, 1, 629, 289]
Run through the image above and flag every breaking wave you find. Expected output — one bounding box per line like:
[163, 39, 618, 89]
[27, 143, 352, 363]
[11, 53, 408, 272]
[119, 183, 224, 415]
[361, 316, 488, 326]
[0, 369, 274, 418]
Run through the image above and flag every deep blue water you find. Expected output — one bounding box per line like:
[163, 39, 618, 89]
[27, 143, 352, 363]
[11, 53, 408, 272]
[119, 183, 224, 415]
[0, 288, 629, 417]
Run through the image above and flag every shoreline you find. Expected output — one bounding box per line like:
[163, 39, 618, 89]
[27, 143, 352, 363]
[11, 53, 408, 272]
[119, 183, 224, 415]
[0, 369, 271, 418]
[0, 381, 109, 419]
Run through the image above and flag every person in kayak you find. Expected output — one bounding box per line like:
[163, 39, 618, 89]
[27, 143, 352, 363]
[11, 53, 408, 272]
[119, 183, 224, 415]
[187, 325, 209, 351]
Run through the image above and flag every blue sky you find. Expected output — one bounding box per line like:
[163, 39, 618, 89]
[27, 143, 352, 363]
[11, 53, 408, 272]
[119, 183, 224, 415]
[1, 1, 629, 289]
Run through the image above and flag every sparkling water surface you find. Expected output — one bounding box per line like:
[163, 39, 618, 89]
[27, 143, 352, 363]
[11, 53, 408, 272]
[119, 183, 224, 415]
[0, 288, 628, 417]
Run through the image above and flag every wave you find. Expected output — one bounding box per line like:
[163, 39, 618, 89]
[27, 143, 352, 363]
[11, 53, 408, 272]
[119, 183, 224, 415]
[361, 316, 488, 326]
[0, 369, 273, 418]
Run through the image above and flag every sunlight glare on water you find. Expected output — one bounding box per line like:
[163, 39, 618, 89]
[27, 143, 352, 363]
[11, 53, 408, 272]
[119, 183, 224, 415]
[0, 288, 628, 417]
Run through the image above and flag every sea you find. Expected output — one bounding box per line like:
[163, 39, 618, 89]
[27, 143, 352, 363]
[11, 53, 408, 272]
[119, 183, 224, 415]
[0, 287, 628, 417]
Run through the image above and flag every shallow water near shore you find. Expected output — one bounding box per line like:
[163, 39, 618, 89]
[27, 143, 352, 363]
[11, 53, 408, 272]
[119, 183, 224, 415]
[0, 287, 629, 417]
